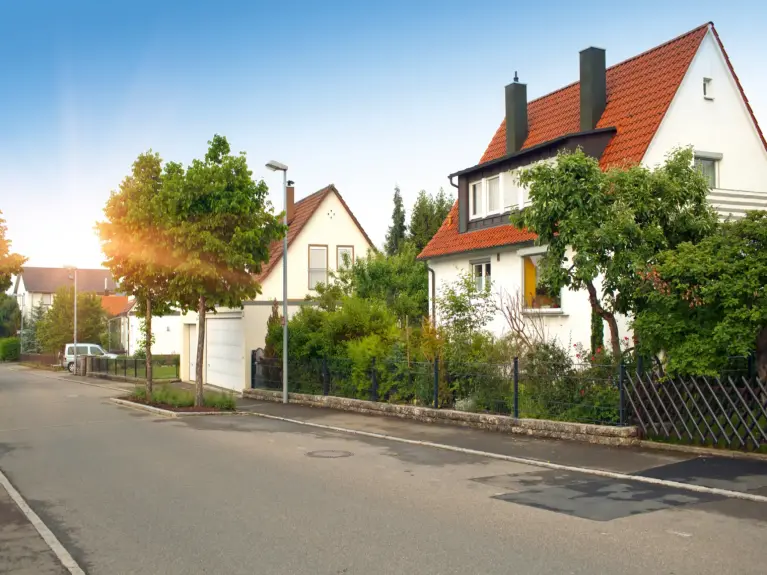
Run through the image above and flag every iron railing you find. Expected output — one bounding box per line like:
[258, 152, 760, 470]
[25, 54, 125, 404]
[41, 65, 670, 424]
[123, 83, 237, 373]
[90, 357, 179, 380]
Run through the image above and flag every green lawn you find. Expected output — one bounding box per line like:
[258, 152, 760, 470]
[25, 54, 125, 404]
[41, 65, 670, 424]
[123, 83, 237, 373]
[98, 360, 178, 380]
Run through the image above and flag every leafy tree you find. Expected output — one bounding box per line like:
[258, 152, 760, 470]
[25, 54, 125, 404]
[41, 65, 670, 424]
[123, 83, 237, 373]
[634, 212, 767, 376]
[98, 151, 174, 395]
[384, 186, 407, 255]
[0, 293, 20, 338]
[0, 211, 26, 293]
[511, 148, 717, 360]
[37, 287, 106, 353]
[163, 135, 285, 405]
[20, 302, 47, 353]
[329, 242, 428, 323]
[436, 270, 495, 336]
[407, 188, 452, 254]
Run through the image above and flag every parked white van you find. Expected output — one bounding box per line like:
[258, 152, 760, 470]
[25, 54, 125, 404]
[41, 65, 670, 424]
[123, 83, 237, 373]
[60, 344, 117, 373]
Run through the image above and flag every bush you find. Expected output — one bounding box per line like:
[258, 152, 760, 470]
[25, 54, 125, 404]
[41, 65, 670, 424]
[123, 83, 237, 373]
[130, 385, 235, 410]
[0, 337, 20, 361]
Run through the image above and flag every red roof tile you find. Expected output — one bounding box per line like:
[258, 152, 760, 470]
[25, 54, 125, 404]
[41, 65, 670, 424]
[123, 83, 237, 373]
[255, 185, 374, 284]
[420, 23, 738, 260]
[101, 295, 130, 317]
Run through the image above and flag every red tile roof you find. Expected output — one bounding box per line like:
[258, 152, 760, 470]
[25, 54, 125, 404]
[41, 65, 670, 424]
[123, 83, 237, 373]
[101, 295, 130, 317]
[255, 185, 374, 284]
[419, 23, 760, 260]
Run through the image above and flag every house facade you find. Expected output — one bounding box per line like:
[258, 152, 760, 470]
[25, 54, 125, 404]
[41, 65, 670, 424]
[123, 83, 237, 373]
[112, 299, 182, 356]
[179, 184, 375, 391]
[418, 23, 767, 348]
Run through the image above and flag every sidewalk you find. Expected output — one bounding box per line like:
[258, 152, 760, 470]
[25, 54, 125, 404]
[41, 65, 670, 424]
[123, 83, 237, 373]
[239, 398, 767, 496]
[0, 484, 67, 575]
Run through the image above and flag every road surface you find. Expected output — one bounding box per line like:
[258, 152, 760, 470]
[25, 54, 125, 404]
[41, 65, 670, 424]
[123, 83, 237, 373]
[1, 365, 766, 574]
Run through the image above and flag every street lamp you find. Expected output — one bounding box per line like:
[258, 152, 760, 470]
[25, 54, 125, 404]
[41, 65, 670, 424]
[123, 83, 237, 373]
[265, 160, 289, 404]
[64, 266, 77, 374]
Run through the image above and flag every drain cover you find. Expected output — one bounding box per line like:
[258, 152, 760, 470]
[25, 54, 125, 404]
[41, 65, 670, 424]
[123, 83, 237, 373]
[306, 450, 353, 459]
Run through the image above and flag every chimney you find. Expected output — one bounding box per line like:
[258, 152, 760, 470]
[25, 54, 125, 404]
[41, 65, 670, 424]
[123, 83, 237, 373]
[286, 181, 295, 223]
[505, 73, 528, 154]
[580, 47, 606, 131]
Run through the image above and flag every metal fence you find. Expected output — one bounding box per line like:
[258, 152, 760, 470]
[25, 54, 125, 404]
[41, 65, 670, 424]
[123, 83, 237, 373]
[625, 371, 767, 452]
[251, 354, 625, 426]
[19, 353, 59, 368]
[90, 357, 179, 380]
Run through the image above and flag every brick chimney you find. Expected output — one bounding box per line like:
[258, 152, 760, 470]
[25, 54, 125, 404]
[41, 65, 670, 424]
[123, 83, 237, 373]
[505, 72, 528, 154]
[580, 47, 606, 131]
[286, 181, 295, 223]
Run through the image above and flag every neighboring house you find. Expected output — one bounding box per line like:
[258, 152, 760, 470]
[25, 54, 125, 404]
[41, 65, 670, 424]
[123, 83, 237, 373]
[12, 267, 118, 319]
[179, 184, 375, 391]
[113, 299, 182, 356]
[418, 22, 767, 348]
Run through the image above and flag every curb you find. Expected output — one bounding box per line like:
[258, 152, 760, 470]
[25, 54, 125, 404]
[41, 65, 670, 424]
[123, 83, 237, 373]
[109, 398, 239, 418]
[638, 439, 767, 462]
[243, 409, 767, 504]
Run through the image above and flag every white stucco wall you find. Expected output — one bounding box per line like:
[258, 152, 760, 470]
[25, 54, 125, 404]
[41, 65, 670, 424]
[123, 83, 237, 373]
[643, 28, 767, 216]
[426, 247, 632, 353]
[127, 314, 183, 356]
[258, 191, 375, 301]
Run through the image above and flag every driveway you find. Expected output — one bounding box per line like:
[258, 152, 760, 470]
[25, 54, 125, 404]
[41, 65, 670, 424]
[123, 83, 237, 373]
[1, 365, 766, 574]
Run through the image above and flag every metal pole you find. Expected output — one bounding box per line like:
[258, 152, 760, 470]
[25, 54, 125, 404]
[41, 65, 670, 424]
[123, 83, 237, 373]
[619, 363, 626, 426]
[19, 297, 24, 355]
[433, 355, 439, 409]
[513, 357, 519, 419]
[73, 270, 78, 374]
[282, 169, 289, 404]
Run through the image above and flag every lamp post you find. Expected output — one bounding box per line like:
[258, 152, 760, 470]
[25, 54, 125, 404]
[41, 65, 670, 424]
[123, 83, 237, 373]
[65, 266, 77, 373]
[265, 160, 289, 404]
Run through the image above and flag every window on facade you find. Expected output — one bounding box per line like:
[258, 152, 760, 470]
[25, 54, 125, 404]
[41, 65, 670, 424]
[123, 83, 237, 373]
[703, 77, 713, 100]
[486, 176, 500, 213]
[308, 245, 328, 289]
[470, 181, 482, 217]
[504, 171, 518, 211]
[41, 293, 52, 305]
[337, 246, 354, 269]
[523, 255, 561, 309]
[472, 261, 491, 291]
[694, 156, 717, 188]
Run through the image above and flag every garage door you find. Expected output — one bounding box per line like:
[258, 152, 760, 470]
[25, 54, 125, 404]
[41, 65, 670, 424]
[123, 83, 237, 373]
[205, 317, 244, 391]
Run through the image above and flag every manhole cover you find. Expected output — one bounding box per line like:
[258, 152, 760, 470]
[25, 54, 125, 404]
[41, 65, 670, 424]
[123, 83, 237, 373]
[306, 450, 353, 459]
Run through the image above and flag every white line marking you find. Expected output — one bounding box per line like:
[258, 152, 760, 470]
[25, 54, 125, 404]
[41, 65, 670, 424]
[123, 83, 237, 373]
[0, 469, 86, 575]
[246, 410, 767, 504]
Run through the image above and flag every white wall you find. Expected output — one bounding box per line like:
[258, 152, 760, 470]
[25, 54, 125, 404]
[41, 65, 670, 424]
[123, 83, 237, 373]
[427, 247, 632, 353]
[643, 28, 767, 216]
[127, 314, 183, 356]
[258, 191, 375, 300]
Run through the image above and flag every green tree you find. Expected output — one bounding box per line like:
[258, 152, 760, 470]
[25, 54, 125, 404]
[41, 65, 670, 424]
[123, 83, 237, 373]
[408, 187, 453, 253]
[98, 151, 175, 395]
[0, 294, 20, 338]
[163, 135, 285, 406]
[330, 243, 428, 323]
[0, 211, 26, 292]
[634, 212, 767, 376]
[21, 302, 47, 353]
[384, 186, 407, 255]
[511, 148, 717, 359]
[37, 287, 107, 353]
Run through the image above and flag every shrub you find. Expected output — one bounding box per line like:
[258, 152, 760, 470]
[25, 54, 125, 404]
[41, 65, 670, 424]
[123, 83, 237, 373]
[130, 385, 235, 410]
[0, 337, 20, 361]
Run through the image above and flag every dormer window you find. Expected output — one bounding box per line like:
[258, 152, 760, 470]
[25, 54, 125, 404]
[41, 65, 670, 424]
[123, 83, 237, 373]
[469, 176, 502, 219]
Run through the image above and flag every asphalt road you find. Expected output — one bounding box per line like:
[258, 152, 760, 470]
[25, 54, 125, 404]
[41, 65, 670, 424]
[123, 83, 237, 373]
[1, 365, 767, 575]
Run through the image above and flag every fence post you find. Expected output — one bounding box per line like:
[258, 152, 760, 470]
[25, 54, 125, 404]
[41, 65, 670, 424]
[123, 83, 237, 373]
[748, 352, 755, 381]
[619, 363, 626, 427]
[322, 358, 329, 396]
[124, 359, 127, 378]
[513, 357, 519, 419]
[433, 355, 439, 409]
[637, 355, 644, 377]
[370, 357, 378, 402]
[134, 358, 137, 379]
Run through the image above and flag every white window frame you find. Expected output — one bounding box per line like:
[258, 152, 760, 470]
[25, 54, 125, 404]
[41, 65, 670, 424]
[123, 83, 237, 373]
[469, 180, 483, 218]
[336, 245, 354, 269]
[308, 245, 328, 290]
[469, 176, 505, 220]
[486, 176, 501, 216]
[518, 246, 564, 314]
[471, 260, 491, 292]
[694, 151, 722, 189]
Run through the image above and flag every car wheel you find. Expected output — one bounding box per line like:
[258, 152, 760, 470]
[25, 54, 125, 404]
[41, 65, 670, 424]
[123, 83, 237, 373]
[67, 362, 75, 374]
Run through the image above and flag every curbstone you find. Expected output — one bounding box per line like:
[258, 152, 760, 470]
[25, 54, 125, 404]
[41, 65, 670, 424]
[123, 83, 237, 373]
[109, 398, 239, 418]
[242, 389, 639, 446]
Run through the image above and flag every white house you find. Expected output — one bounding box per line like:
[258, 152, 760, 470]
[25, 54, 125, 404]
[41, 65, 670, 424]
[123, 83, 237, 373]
[115, 299, 183, 356]
[418, 22, 767, 348]
[179, 184, 375, 391]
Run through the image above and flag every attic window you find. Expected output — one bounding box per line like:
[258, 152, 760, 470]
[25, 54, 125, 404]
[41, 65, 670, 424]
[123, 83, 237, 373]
[703, 77, 713, 100]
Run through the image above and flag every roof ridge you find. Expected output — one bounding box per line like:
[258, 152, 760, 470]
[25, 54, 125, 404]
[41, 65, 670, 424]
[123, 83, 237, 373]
[524, 22, 711, 108]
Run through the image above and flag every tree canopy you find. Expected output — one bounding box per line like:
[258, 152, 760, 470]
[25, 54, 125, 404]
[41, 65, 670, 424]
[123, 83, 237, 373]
[634, 211, 767, 375]
[0, 211, 26, 293]
[407, 188, 452, 254]
[0, 293, 20, 338]
[37, 287, 106, 353]
[511, 147, 717, 359]
[384, 185, 407, 255]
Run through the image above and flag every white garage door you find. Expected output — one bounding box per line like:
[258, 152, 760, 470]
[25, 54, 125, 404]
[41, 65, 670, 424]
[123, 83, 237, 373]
[205, 317, 244, 391]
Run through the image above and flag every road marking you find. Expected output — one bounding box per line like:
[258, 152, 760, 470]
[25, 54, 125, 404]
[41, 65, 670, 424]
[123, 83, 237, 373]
[667, 530, 693, 538]
[245, 410, 767, 504]
[0, 469, 86, 575]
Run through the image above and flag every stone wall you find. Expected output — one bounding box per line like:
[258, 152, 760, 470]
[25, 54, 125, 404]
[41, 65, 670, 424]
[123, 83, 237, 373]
[243, 388, 639, 446]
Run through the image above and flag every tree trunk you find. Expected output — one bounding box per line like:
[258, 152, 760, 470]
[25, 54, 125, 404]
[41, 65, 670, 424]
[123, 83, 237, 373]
[145, 298, 153, 398]
[585, 280, 622, 361]
[195, 295, 206, 407]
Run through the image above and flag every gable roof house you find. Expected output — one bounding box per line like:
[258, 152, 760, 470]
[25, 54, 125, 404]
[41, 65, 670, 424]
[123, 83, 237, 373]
[179, 184, 375, 391]
[418, 22, 767, 347]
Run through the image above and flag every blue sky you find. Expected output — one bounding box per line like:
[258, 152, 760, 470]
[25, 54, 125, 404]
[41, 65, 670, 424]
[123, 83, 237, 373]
[1, 0, 765, 269]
